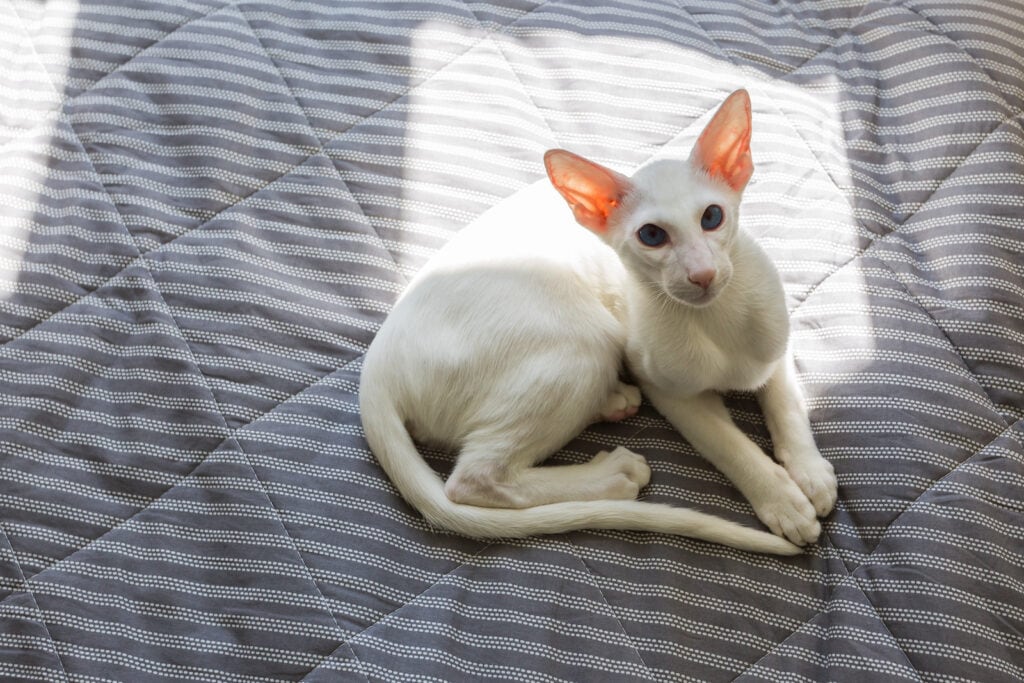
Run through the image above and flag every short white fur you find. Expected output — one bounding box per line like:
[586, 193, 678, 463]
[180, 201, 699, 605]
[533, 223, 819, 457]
[359, 90, 837, 555]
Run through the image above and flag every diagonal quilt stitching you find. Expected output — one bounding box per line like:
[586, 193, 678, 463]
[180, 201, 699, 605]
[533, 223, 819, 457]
[662, 0, 739, 63]
[138, 252, 257, 443]
[7, 442, 351, 681]
[753, 86, 889, 323]
[63, 2, 325, 259]
[566, 532, 844, 683]
[137, 99, 407, 430]
[334, 539, 677, 680]
[847, 572, 941, 683]
[756, 88, 872, 242]
[0, 519, 72, 683]
[876, 111, 1017, 230]
[296, 638, 371, 683]
[229, 351, 511, 666]
[847, 421, 1024, 679]
[670, 0, 847, 77]
[782, 119, 1019, 323]
[1, 3, 245, 352]
[484, 32, 560, 147]
[5, 125, 374, 382]
[725, 5, 1021, 322]
[764, 5, 1020, 238]
[459, 0, 558, 34]
[563, 537, 661, 681]
[898, 0, 1024, 115]
[0, 120, 143, 353]
[311, 9, 494, 151]
[823, 248, 1015, 569]
[13, 269, 361, 671]
[491, 0, 752, 169]
[5, 1, 62, 106]
[235, 6, 323, 155]
[277, 367, 507, 652]
[227, 434, 356, 661]
[139, 2, 516, 291]
[726, 536, 856, 683]
[317, 0, 582, 155]
[136, 165, 384, 431]
[486, 0, 629, 154]
[783, 231, 890, 323]
[867, 252, 1012, 435]
[312, 151, 411, 290]
[315, 2, 572, 283]
[8, 302, 236, 589]
[57, 1, 232, 117]
[226, 10, 413, 292]
[232, 351, 368, 437]
[729, 559, 925, 683]
[3, 123, 317, 355]
[857, 419, 1023, 575]
[788, 235, 1015, 561]
[339, 539, 499, 645]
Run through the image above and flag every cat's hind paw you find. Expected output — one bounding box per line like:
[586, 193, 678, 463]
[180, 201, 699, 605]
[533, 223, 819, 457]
[596, 382, 642, 423]
[590, 446, 651, 498]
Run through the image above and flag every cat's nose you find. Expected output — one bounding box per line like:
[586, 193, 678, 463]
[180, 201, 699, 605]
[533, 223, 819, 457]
[688, 269, 716, 290]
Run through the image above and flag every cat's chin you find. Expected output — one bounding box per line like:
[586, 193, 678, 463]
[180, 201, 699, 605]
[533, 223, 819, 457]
[664, 287, 720, 308]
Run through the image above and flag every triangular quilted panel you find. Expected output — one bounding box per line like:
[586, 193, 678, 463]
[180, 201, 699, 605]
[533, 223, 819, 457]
[67, 3, 322, 252]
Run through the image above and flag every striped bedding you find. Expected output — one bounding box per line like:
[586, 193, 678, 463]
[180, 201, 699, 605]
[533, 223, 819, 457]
[2, 0, 1022, 681]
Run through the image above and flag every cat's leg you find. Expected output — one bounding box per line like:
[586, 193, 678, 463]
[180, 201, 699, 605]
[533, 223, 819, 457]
[757, 354, 837, 517]
[643, 385, 820, 546]
[445, 428, 650, 508]
[593, 381, 642, 422]
[444, 335, 649, 508]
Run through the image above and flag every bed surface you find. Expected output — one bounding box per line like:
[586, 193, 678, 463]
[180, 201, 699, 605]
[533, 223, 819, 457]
[2, 0, 1023, 680]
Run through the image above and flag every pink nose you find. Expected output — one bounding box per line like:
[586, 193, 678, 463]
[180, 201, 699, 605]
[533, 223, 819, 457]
[689, 269, 716, 290]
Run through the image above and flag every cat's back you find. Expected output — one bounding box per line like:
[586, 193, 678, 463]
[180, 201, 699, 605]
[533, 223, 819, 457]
[416, 180, 617, 280]
[392, 178, 626, 324]
[362, 179, 629, 444]
[366, 178, 627, 364]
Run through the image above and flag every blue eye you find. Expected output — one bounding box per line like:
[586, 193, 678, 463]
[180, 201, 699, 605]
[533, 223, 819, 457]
[637, 223, 669, 247]
[701, 205, 724, 231]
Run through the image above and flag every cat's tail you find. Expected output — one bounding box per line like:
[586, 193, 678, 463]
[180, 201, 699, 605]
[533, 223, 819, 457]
[359, 391, 802, 556]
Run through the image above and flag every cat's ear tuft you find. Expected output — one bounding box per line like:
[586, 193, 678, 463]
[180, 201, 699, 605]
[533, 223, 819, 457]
[544, 149, 632, 233]
[692, 89, 754, 192]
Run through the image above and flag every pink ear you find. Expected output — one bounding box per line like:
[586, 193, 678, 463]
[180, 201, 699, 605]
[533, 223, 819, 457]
[544, 149, 632, 232]
[692, 89, 754, 191]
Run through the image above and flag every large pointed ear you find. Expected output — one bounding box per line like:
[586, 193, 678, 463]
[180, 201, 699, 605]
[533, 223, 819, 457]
[544, 149, 632, 233]
[691, 89, 754, 191]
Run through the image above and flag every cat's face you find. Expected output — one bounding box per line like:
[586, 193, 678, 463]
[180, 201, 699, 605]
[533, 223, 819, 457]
[609, 158, 740, 307]
[545, 89, 754, 309]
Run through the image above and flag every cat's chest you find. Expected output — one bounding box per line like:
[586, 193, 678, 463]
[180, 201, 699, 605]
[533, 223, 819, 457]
[627, 305, 786, 395]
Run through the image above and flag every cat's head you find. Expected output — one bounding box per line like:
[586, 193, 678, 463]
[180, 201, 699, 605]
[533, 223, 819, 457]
[545, 89, 753, 308]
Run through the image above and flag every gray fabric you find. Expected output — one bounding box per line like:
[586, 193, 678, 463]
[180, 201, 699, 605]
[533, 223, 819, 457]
[1, 0, 1022, 681]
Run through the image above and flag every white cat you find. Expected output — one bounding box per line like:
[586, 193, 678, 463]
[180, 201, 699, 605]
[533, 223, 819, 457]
[359, 90, 837, 555]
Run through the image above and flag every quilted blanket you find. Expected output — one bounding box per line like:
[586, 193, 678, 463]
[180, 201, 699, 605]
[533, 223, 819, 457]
[2, 0, 1023, 681]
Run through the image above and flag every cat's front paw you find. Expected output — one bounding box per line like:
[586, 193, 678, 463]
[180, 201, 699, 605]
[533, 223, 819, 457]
[752, 466, 820, 546]
[782, 452, 837, 518]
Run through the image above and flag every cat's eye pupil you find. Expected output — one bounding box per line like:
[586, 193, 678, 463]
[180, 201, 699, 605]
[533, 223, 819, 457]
[637, 223, 668, 247]
[701, 205, 724, 231]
